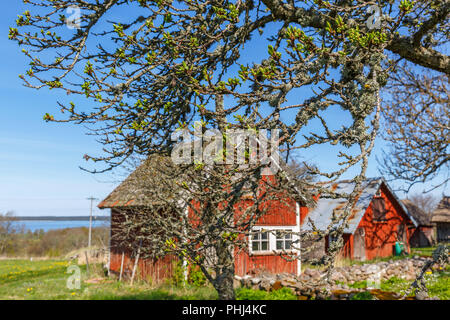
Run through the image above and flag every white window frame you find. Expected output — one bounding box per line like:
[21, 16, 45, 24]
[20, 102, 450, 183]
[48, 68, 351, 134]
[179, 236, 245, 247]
[249, 226, 298, 255]
[275, 229, 293, 251]
[250, 229, 270, 252]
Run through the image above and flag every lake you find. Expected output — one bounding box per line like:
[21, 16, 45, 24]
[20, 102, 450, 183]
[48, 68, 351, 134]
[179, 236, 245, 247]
[11, 220, 110, 232]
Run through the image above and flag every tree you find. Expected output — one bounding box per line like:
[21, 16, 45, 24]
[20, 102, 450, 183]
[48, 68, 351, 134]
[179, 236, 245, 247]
[379, 64, 449, 192]
[0, 212, 17, 254]
[10, 0, 449, 299]
[408, 192, 440, 215]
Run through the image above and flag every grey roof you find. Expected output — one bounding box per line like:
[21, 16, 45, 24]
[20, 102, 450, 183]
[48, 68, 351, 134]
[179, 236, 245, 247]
[303, 177, 417, 234]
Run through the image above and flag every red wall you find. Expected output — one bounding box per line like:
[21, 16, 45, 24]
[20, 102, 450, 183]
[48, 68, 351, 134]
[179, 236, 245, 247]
[234, 198, 298, 276]
[355, 184, 413, 260]
[235, 251, 297, 276]
[109, 249, 177, 283]
[109, 208, 177, 283]
[111, 197, 300, 280]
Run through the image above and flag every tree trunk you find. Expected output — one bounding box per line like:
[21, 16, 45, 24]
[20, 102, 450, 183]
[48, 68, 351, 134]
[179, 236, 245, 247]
[213, 239, 236, 300]
[215, 269, 236, 300]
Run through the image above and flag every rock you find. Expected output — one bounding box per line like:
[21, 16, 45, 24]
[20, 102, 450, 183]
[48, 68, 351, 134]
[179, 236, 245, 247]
[304, 269, 322, 280]
[283, 276, 298, 283]
[415, 291, 429, 300]
[330, 271, 344, 282]
[233, 276, 242, 289]
[315, 290, 329, 300]
[271, 281, 282, 291]
[290, 282, 306, 291]
[303, 268, 314, 276]
[259, 280, 271, 291]
[298, 273, 310, 281]
[281, 280, 296, 288]
[386, 268, 396, 276]
[370, 289, 402, 300]
[242, 275, 252, 287]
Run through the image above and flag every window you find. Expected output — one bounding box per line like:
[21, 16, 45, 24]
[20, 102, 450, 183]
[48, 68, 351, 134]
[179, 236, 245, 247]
[372, 197, 386, 221]
[250, 227, 296, 254]
[251, 231, 269, 252]
[276, 230, 292, 250]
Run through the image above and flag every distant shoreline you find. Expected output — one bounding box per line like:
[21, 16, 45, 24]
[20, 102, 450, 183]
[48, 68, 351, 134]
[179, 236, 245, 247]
[4, 216, 110, 221]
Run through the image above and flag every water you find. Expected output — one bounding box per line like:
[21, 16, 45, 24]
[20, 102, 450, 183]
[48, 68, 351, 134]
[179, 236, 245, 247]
[11, 220, 110, 232]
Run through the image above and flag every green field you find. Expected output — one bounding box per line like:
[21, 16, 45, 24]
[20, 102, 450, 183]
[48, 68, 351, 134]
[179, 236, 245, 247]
[0, 259, 297, 300]
[346, 272, 450, 300]
[0, 259, 219, 300]
[0, 259, 448, 300]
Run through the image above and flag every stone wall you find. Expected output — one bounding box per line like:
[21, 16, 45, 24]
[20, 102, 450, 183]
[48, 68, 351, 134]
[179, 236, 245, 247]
[235, 256, 446, 300]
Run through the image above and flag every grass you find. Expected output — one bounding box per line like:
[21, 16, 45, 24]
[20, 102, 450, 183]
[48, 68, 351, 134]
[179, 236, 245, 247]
[411, 246, 437, 257]
[1, 258, 448, 300]
[235, 287, 297, 300]
[0, 259, 295, 300]
[0, 259, 218, 300]
[344, 269, 450, 300]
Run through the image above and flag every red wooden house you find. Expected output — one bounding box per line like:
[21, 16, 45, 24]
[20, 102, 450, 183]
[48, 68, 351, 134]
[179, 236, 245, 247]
[302, 177, 418, 261]
[99, 167, 417, 281]
[98, 158, 310, 281]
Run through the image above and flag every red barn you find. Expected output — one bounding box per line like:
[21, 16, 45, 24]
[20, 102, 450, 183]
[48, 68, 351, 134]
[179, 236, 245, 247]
[98, 158, 311, 281]
[302, 177, 418, 261]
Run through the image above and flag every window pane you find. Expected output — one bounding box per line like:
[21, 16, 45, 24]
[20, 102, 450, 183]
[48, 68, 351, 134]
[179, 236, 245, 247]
[285, 233, 292, 239]
[252, 241, 259, 251]
[252, 232, 259, 240]
[285, 240, 292, 249]
[276, 241, 283, 250]
[261, 241, 268, 250]
[261, 232, 268, 240]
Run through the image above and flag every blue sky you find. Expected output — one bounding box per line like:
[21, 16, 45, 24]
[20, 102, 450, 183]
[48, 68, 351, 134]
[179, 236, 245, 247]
[0, 3, 118, 217]
[1, 3, 447, 217]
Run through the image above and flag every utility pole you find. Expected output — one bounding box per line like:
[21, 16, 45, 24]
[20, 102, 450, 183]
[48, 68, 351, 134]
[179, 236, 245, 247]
[87, 196, 98, 248]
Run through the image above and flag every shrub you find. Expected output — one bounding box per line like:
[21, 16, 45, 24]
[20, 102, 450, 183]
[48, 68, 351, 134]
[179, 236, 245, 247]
[236, 287, 296, 300]
[169, 260, 207, 287]
[350, 291, 374, 300]
[188, 264, 207, 287]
